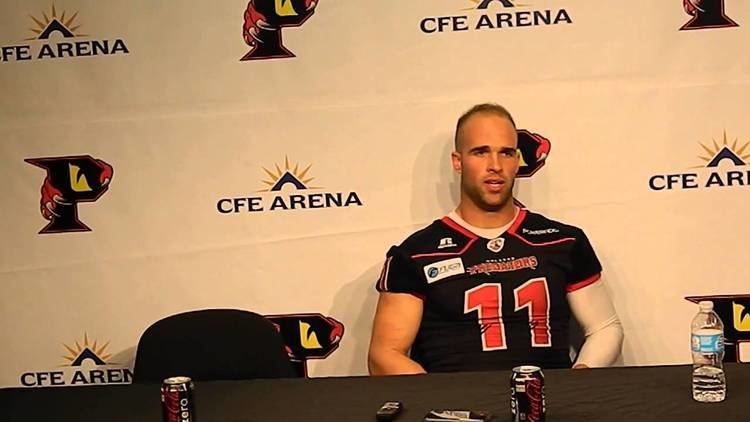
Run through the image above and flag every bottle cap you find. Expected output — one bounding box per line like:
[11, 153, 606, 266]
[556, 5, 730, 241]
[699, 300, 714, 311]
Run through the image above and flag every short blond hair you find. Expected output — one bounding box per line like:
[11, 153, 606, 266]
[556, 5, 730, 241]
[454, 103, 516, 150]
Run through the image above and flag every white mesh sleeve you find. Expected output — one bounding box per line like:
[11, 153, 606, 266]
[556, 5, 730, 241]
[567, 278, 624, 367]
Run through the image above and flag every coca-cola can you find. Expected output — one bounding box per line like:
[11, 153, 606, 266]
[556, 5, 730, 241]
[161, 376, 195, 422]
[510, 365, 545, 422]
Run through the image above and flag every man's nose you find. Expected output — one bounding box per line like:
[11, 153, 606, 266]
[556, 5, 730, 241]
[487, 154, 502, 172]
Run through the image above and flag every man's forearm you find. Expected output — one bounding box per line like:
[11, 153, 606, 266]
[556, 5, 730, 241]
[574, 318, 624, 367]
[368, 349, 427, 375]
[568, 279, 624, 368]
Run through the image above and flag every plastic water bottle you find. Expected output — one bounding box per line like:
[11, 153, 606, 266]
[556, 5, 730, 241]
[691, 300, 726, 402]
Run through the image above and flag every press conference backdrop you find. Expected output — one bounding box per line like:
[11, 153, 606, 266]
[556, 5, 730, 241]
[1, 0, 749, 388]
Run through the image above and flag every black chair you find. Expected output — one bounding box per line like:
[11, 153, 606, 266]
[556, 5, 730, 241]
[132, 309, 295, 382]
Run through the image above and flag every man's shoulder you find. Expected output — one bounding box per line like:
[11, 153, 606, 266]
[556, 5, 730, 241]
[515, 209, 588, 241]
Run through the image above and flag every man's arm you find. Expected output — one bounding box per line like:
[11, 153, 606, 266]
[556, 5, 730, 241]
[567, 279, 624, 368]
[368, 292, 426, 375]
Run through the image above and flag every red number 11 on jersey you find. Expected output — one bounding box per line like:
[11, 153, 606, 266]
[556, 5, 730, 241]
[464, 277, 551, 351]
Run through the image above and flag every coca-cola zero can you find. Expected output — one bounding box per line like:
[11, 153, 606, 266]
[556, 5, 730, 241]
[161, 376, 195, 422]
[510, 365, 545, 422]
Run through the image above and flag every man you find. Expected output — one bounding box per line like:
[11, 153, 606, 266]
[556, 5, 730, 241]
[368, 103, 623, 374]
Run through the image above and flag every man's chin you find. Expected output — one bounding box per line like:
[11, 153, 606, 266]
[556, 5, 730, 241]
[478, 204, 503, 212]
[477, 197, 511, 212]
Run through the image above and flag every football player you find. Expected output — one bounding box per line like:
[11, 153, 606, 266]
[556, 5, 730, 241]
[368, 104, 623, 374]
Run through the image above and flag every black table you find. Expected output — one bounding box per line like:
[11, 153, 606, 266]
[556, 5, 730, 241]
[1, 364, 748, 421]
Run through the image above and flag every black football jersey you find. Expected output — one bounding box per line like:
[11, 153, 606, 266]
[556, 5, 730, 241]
[375, 209, 602, 372]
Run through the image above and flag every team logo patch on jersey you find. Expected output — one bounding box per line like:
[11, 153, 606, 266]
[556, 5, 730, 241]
[424, 258, 465, 283]
[467, 256, 538, 275]
[438, 237, 458, 249]
[486, 237, 505, 253]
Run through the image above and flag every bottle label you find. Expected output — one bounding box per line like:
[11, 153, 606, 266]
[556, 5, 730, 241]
[691, 333, 723, 353]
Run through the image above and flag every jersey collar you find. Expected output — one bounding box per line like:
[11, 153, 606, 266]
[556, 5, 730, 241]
[442, 207, 527, 240]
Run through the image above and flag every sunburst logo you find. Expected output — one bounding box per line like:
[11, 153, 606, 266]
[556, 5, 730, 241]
[61, 333, 113, 367]
[465, 0, 517, 10]
[693, 131, 749, 168]
[26, 4, 86, 41]
[259, 156, 322, 192]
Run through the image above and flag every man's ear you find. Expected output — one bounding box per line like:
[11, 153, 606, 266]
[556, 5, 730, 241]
[451, 151, 462, 173]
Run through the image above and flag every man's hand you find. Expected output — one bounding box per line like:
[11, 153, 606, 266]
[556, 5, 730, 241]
[572, 363, 589, 369]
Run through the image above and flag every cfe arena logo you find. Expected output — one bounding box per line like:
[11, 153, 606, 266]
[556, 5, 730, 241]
[1, 4, 129, 62]
[216, 157, 363, 213]
[20, 334, 133, 387]
[648, 131, 750, 191]
[420, 0, 572, 34]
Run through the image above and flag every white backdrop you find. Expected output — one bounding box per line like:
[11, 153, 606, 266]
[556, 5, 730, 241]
[1, 0, 749, 387]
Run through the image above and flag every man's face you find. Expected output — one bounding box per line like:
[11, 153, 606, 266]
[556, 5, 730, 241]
[452, 113, 520, 212]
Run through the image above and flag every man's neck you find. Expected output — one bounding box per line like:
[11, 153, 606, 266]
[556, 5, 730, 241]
[455, 200, 518, 229]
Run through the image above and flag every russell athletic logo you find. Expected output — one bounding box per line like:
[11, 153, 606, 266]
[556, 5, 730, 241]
[241, 0, 319, 60]
[648, 131, 750, 191]
[1, 4, 130, 62]
[686, 295, 750, 363]
[216, 156, 363, 213]
[20, 333, 132, 387]
[25, 155, 113, 234]
[419, 0, 572, 34]
[681, 0, 738, 31]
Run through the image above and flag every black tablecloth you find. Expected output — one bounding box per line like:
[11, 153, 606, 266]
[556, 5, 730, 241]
[1, 364, 748, 421]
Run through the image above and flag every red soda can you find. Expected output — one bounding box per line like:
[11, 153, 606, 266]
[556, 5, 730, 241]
[161, 376, 195, 422]
[510, 365, 545, 422]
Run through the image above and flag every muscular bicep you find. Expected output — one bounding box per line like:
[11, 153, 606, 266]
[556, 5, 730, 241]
[370, 292, 424, 354]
